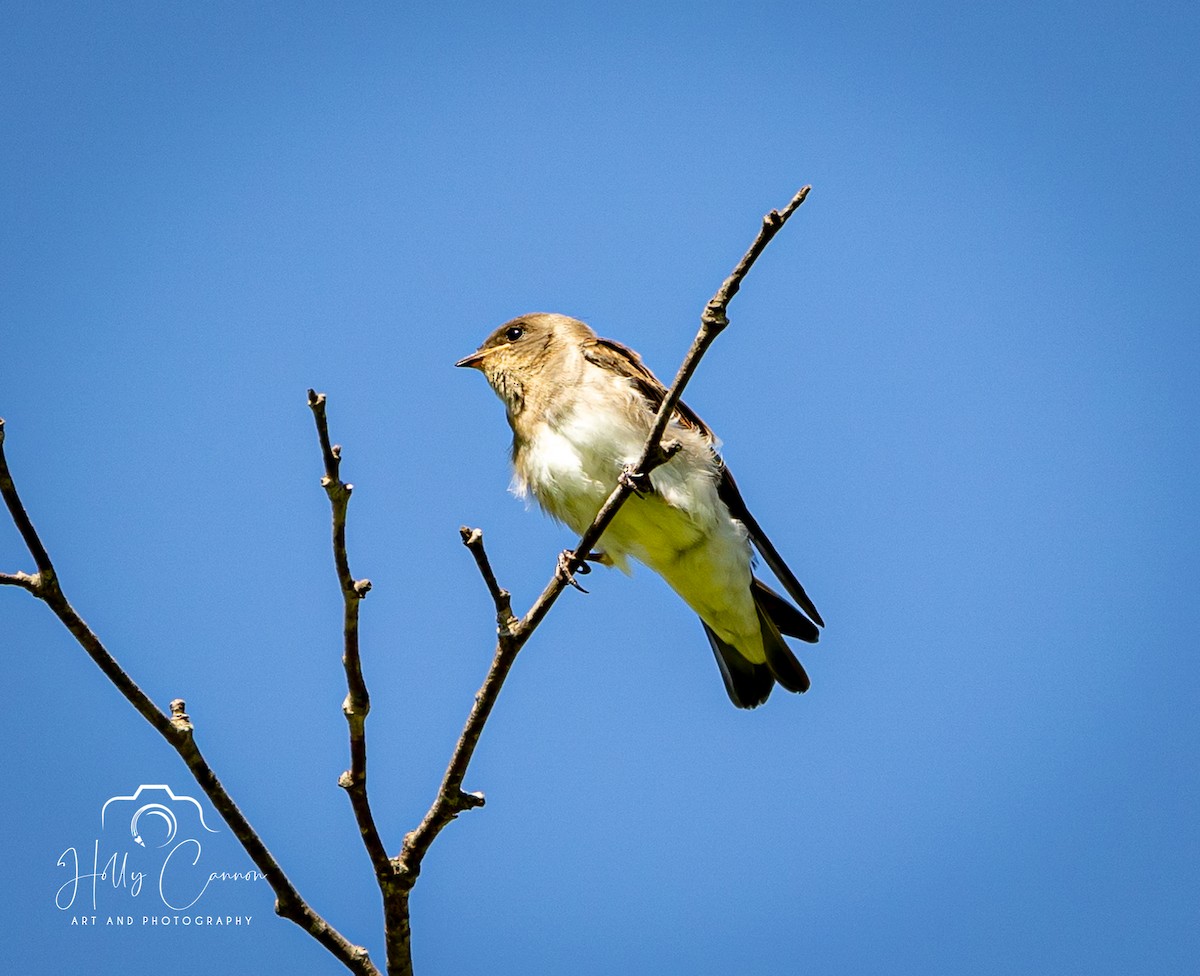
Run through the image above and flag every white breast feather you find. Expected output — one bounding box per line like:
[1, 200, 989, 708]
[509, 367, 761, 652]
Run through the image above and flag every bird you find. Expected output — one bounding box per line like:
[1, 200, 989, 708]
[456, 312, 824, 708]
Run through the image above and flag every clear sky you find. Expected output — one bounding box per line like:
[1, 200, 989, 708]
[3, 2, 1198, 973]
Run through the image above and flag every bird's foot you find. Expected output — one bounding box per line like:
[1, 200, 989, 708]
[585, 550, 613, 567]
[556, 550, 590, 593]
[619, 465, 653, 496]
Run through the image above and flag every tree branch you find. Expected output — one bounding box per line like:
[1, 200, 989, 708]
[397, 529, 511, 881]
[307, 391, 392, 881]
[0, 570, 39, 591]
[307, 391, 417, 975]
[3, 186, 811, 976]
[398, 185, 813, 883]
[459, 526, 516, 633]
[0, 416, 380, 976]
[0, 419, 55, 580]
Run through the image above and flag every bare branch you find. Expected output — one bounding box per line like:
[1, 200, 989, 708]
[399, 186, 813, 885]
[397, 630, 504, 884]
[459, 526, 516, 633]
[0, 570, 39, 591]
[396, 529, 516, 880]
[0, 418, 55, 580]
[163, 699, 380, 974]
[306, 391, 392, 882]
[0, 416, 380, 976]
[3, 188, 811, 976]
[705, 184, 811, 326]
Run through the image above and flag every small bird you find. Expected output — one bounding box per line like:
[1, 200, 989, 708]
[456, 313, 824, 708]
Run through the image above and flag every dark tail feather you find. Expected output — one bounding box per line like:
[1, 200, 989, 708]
[702, 622, 774, 709]
[749, 523, 825, 629]
[755, 604, 811, 693]
[701, 585, 813, 706]
[717, 466, 825, 628]
[752, 578, 820, 643]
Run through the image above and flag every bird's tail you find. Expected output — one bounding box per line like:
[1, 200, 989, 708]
[702, 578, 817, 709]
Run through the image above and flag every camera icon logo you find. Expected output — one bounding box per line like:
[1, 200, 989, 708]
[100, 785, 219, 848]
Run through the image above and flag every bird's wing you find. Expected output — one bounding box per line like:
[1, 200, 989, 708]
[718, 463, 825, 629]
[581, 337, 714, 440]
[586, 335, 824, 631]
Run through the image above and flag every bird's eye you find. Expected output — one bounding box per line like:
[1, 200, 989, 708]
[505, 326, 525, 342]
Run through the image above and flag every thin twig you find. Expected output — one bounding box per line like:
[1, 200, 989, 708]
[0, 417, 379, 976]
[397, 530, 511, 880]
[306, 391, 391, 881]
[0, 570, 39, 591]
[307, 391, 412, 976]
[0, 419, 55, 579]
[459, 527, 516, 633]
[399, 186, 813, 884]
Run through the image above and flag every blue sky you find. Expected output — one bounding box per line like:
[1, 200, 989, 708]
[2, 2, 1198, 973]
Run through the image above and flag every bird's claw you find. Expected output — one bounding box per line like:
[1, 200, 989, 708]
[619, 466, 653, 496]
[557, 550, 590, 593]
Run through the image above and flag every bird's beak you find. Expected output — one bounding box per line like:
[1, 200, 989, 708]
[455, 349, 487, 370]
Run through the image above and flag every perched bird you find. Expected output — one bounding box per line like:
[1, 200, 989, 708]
[456, 313, 824, 708]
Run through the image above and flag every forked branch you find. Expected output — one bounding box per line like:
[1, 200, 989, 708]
[0, 418, 380, 976]
[398, 186, 813, 881]
[1, 186, 811, 976]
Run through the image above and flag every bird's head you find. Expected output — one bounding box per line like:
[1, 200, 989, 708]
[456, 313, 590, 416]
